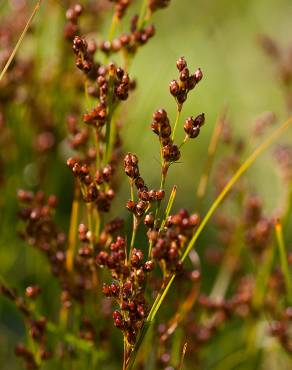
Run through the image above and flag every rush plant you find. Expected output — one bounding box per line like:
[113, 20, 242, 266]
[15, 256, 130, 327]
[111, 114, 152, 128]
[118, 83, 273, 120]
[0, 1, 292, 370]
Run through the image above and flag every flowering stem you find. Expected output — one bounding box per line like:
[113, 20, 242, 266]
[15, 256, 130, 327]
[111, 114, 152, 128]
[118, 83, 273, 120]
[127, 115, 292, 370]
[160, 185, 177, 231]
[171, 104, 182, 141]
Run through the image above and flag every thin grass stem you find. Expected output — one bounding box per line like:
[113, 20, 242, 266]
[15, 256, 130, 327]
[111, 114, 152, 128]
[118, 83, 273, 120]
[275, 219, 292, 304]
[0, 1, 42, 82]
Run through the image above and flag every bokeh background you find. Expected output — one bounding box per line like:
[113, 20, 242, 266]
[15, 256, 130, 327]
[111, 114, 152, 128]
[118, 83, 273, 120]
[1, 0, 292, 368]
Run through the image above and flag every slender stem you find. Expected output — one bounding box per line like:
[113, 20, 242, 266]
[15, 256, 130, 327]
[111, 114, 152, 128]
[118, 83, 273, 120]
[108, 13, 119, 42]
[129, 179, 138, 259]
[94, 128, 101, 170]
[84, 78, 90, 108]
[171, 105, 182, 141]
[138, 0, 149, 29]
[94, 207, 101, 244]
[127, 116, 292, 370]
[129, 217, 139, 258]
[66, 183, 80, 272]
[154, 164, 169, 221]
[86, 203, 94, 248]
[275, 219, 292, 304]
[179, 135, 189, 149]
[105, 78, 116, 164]
[159, 185, 177, 231]
[123, 338, 127, 370]
[0, 1, 42, 82]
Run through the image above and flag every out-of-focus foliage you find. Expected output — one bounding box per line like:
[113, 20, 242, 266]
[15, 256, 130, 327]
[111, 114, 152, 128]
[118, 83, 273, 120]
[0, 0, 292, 369]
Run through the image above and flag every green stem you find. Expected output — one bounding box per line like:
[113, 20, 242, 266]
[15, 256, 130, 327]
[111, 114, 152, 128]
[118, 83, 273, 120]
[129, 179, 138, 259]
[129, 216, 139, 259]
[138, 0, 149, 30]
[66, 184, 80, 272]
[86, 203, 94, 248]
[108, 13, 118, 42]
[171, 105, 182, 141]
[275, 220, 292, 304]
[105, 80, 116, 164]
[159, 185, 177, 231]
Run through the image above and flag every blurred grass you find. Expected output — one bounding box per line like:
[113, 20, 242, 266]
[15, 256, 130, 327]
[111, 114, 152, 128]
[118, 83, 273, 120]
[1, 0, 292, 368]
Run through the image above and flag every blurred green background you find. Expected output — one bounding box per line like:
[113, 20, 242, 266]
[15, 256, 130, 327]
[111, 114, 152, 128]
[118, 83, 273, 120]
[1, 0, 292, 368]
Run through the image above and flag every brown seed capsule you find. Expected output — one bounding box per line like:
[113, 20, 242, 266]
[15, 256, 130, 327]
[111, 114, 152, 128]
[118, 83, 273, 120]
[126, 199, 136, 213]
[194, 68, 203, 83]
[176, 56, 187, 71]
[169, 80, 179, 96]
[189, 213, 200, 226]
[153, 109, 167, 122]
[180, 67, 189, 82]
[156, 189, 165, 201]
[143, 260, 155, 272]
[110, 283, 120, 296]
[194, 113, 205, 127]
[144, 213, 154, 228]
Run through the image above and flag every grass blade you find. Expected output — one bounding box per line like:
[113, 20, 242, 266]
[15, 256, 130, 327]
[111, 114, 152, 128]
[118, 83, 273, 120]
[0, 1, 42, 82]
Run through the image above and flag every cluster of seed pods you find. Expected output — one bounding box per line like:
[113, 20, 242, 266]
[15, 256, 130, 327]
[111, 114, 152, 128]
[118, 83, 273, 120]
[96, 236, 155, 345]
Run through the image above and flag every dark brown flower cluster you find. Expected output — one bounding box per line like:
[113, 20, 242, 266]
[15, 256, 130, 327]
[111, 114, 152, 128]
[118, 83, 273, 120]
[269, 307, 292, 353]
[170, 56, 203, 106]
[184, 113, 205, 139]
[151, 108, 181, 162]
[67, 114, 89, 150]
[17, 189, 63, 258]
[67, 157, 116, 211]
[244, 195, 273, 256]
[124, 153, 165, 217]
[274, 144, 292, 182]
[109, 0, 132, 19]
[149, 0, 171, 12]
[73, 35, 98, 75]
[99, 17, 155, 56]
[64, 3, 83, 40]
[96, 236, 155, 345]
[149, 209, 200, 274]
[17, 190, 97, 308]
[83, 63, 134, 127]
